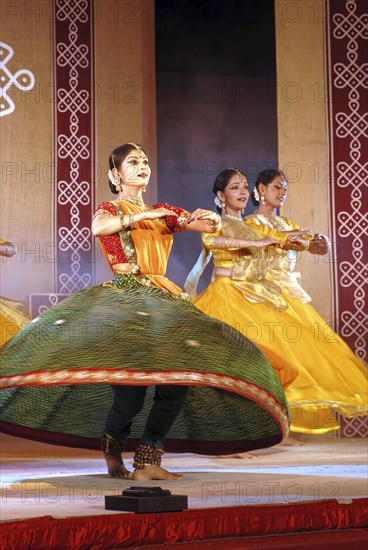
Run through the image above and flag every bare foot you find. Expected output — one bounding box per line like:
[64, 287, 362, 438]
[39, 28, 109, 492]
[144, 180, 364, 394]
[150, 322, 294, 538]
[103, 453, 132, 478]
[216, 452, 257, 459]
[278, 435, 305, 447]
[132, 465, 182, 480]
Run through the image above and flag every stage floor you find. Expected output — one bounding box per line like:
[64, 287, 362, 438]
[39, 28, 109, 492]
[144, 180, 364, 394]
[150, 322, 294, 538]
[1, 433, 367, 521]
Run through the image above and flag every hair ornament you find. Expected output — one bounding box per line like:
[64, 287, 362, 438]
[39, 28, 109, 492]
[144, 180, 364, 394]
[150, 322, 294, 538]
[253, 186, 260, 203]
[214, 196, 222, 208]
[108, 169, 121, 191]
[128, 142, 143, 152]
[227, 167, 241, 173]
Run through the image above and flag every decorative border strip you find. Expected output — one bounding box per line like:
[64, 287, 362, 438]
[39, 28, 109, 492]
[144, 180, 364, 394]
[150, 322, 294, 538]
[53, 0, 95, 293]
[326, 0, 368, 439]
[325, 0, 368, 362]
[30, 0, 95, 318]
[0, 368, 290, 439]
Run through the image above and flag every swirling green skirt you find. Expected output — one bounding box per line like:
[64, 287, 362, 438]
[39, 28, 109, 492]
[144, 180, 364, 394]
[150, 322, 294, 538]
[0, 277, 290, 453]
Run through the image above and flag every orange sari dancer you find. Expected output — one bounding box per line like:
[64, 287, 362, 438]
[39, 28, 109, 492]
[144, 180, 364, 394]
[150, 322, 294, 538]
[0, 146, 290, 480]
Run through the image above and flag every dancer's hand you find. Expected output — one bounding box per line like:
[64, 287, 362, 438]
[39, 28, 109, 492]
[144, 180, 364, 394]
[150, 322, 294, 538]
[251, 237, 281, 248]
[186, 209, 221, 233]
[284, 229, 313, 238]
[145, 207, 179, 220]
[308, 234, 331, 255]
[285, 235, 310, 250]
[187, 209, 220, 224]
[286, 234, 309, 243]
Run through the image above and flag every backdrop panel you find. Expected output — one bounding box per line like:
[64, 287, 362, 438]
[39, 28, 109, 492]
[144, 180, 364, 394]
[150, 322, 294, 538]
[275, 0, 367, 438]
[275, 0, 332, 325]
[0, 0, 157, 309]
[325, 0, 367, 363]
[94, 0, 157, 283]
[0, 0, 53, 309]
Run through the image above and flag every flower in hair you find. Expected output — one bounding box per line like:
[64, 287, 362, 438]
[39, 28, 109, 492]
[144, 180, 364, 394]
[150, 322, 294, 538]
[214, 196, 222, 208]
[253, 186, 260, 202]
[108, 169, 120, 190]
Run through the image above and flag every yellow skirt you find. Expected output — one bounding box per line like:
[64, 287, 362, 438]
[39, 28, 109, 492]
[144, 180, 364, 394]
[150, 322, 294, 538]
[194, 277, 367, 434]
[0, 297, 30, 346]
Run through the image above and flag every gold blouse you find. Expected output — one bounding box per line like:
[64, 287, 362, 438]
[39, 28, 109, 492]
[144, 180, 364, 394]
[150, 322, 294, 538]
[185, 217, 289, 311]
[245, 214, 312, 303]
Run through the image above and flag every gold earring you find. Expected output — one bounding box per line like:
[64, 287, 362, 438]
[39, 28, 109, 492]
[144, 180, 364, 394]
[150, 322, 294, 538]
[261, 195, 266, 205]
[221, 201, 226, 215]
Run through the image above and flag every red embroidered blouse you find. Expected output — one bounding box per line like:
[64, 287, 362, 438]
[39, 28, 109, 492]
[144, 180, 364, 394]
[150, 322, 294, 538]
[94, 201, 189, 267]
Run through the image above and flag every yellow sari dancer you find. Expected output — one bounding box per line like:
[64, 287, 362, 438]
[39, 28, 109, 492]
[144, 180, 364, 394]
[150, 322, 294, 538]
[186, 169, 310, 390]
[0, 239, 30, 345]
[186, 169, 367, 435]
[245, 169, 367, 434]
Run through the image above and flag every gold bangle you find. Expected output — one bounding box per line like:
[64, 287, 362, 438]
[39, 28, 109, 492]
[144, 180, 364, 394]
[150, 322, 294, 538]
[129, 213, 137, 229]
[119, 213, 127, 230]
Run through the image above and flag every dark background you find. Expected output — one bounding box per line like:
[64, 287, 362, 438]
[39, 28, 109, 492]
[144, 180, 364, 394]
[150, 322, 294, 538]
[155, 0, 278, 292]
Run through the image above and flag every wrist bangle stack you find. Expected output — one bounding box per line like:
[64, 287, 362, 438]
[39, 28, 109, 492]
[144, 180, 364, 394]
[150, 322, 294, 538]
[119, 213, 128, 230]
[119, 212, 137, 230]
[129, 213, 137, 229]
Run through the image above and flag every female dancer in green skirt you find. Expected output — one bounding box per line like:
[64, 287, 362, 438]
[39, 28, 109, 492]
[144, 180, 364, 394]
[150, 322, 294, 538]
[0, 144, 290, 479]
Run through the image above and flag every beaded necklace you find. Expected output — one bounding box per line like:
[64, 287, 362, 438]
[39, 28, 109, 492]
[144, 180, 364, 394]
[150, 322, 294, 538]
[117, 192, 144, 208]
